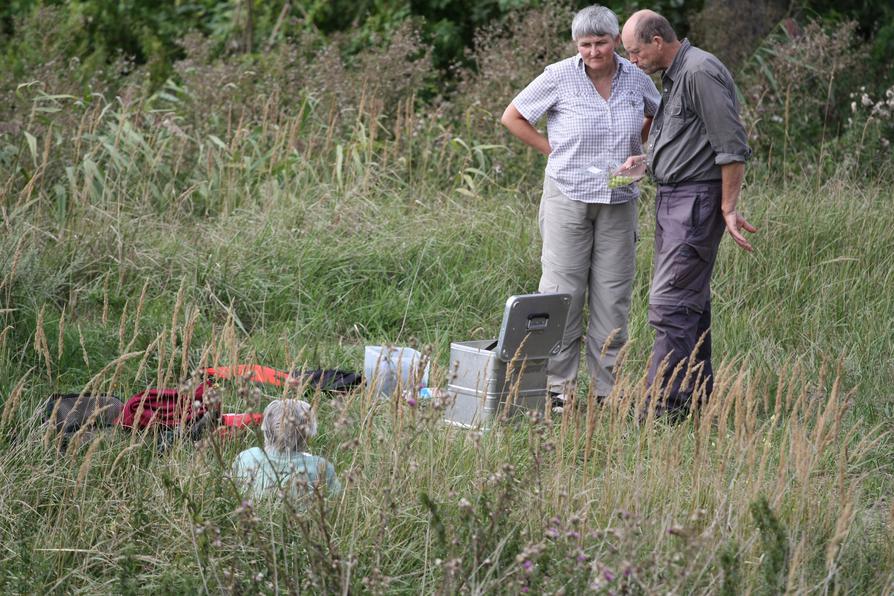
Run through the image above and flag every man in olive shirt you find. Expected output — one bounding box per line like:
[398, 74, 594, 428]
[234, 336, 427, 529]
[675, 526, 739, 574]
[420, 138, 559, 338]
[621, 10, 757, 419]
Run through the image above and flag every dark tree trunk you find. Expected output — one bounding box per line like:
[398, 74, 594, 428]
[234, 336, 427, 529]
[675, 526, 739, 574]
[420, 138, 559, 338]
[689, 0, 791, 71]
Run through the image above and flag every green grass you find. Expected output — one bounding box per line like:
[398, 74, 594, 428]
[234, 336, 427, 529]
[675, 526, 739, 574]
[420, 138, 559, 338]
[0, 89, 892, 593]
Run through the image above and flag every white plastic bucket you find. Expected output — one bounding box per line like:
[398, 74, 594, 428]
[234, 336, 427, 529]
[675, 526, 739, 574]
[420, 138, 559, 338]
[363, 346, 429, 397]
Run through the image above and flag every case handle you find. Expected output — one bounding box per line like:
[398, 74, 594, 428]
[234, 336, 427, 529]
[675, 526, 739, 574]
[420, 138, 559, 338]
[526, 313, 549, 331]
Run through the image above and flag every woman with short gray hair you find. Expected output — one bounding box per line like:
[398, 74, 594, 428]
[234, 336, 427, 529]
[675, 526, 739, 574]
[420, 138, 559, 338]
[501, 5, 660, 408]
[571, 4, 619, 39]
[232, 399, 341, 499]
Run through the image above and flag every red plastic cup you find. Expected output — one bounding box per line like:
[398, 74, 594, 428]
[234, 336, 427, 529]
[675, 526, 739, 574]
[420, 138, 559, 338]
[217, 412, 263, 438]
[222, 412, 264, 427]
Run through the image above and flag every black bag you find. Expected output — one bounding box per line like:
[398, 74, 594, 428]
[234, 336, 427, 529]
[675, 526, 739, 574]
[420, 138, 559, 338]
[42, 393, 124, 448]
[293, 369, 363, 393]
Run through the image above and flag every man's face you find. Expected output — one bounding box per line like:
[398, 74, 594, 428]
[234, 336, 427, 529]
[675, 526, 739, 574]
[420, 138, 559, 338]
[576, 34, 618, 73]
[622, 33, 662, 74]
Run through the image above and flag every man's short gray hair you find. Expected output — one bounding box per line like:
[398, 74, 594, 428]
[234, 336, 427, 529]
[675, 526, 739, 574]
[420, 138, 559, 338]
[571, 5, 619, 40]
[262, 399, 317, 453]
[634, 14, 677, 44]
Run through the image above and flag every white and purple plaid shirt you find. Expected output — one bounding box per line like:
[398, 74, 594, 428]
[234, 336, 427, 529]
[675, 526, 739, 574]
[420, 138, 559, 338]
[512, 54, 660, 204]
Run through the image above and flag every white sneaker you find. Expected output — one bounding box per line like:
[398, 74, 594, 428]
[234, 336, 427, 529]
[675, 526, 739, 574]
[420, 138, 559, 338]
[550, 392, 567, 414]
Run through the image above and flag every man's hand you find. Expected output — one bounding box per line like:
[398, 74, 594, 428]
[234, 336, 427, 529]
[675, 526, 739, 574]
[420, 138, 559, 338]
[618, 154, 646, 172]
[723, 210, 757, 252]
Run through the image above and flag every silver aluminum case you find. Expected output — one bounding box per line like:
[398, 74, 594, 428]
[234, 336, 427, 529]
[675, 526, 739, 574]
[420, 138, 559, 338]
[443, 293, 570, 428]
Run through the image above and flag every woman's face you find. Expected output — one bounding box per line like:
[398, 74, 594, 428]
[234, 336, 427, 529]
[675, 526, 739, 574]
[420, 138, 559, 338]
[576, 34, 618, 74]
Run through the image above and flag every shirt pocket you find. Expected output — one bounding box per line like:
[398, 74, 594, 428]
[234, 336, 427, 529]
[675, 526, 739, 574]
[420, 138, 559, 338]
[666, 97, 685, 118]
[561, 92, 609, 130]
[562, 91, 597, 115]
[661, 96, 689, 136]
[624, 90, 644, 113]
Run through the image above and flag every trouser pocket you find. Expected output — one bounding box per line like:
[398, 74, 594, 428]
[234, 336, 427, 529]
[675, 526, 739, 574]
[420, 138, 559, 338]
[670, 242, 715, 292]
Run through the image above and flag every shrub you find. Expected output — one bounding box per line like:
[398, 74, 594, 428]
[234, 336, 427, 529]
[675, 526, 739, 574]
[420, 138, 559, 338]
[451, 3, 575, 129]
[739, 20, 859, 170]
[737, 18, 893, 180]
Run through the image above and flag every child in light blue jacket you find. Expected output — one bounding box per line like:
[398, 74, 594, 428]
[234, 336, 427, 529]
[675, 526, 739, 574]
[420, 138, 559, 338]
[232, 399, 341, 499]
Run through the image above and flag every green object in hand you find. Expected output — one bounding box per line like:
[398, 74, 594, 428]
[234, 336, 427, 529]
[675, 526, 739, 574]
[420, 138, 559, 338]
[608, 175, 634, 189]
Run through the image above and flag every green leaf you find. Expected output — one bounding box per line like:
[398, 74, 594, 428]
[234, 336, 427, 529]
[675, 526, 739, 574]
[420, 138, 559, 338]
[208, 135, 229, 151]
[335, 143, 344, 188]
[23, 132, 38, 167]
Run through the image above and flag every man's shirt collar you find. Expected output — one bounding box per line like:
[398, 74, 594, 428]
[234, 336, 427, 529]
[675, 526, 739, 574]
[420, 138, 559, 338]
[662, 38, 691, 84]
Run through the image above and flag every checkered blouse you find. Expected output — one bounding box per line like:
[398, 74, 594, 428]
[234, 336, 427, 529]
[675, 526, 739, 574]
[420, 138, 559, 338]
[512, 54, 660, 204]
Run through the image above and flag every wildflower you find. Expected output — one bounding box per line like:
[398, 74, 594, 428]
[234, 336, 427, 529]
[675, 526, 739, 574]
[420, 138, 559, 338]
[603, 568, 616, 582]
[861, 93, 873, 107]
[406, 396, 418, 408]
[522, 559, 534, 574]
[851, 101, 857, 113]
[235, 499, 253, 515]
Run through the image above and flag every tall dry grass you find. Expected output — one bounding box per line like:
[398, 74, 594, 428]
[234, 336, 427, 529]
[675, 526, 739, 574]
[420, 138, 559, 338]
[0, 7, 892, 592]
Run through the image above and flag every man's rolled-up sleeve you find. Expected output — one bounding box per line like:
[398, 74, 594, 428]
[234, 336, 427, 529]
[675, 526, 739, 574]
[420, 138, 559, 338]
[688, 69, 752, 165]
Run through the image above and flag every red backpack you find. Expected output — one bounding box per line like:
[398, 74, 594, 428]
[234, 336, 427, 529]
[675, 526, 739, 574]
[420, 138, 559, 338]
[120, 381, 213, 430]
[118, 366, 284, 431]
[118, 365, 359, 433]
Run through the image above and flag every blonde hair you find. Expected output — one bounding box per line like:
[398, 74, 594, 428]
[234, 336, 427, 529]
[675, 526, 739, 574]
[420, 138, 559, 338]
[262, 399, 317, 453]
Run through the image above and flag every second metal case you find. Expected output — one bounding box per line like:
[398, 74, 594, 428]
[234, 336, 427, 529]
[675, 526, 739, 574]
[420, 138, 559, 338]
[443, 293, 570, 428]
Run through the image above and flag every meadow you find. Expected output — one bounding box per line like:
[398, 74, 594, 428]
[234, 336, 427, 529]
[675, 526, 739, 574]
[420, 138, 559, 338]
[1, 10, 894, 593]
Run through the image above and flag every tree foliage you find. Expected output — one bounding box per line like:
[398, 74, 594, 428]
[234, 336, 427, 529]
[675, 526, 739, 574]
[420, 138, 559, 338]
[1, 0, 708, 83]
